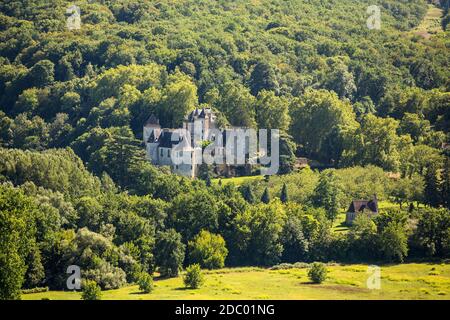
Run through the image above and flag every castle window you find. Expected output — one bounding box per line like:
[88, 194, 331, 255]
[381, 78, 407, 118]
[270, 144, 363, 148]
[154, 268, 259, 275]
[160, 149, 163, 157]
[168, 149, 171, 158]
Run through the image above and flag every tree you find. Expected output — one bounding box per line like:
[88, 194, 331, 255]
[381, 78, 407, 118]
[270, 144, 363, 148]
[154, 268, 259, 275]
[23, 245, 45, 289]
[14, 88, 39, 115]
[255, 90, 290, 130]
[280, 183, 289, 203]
[424, 162, 443, 207]
[410, 58, 442, 90]
[158, 71, 197, 128]
[0, 251, 25, 300]
[289, 89, 357, 163]
[155, 229, 185, 277]
[183, 264, 204, 289]
[281, 214, 309, 262]
[217, 82, 256, 128]
[442, 157, 450, 209]
[240, 185, 255, 204]
[342, 114, 402, 171]
[347, 213, 377, 260]
[188, 230, 228, 269]
[0, 186, 37, 300]
[308, 262, 327, 284]
[234, 201, 286, 265]
[413, 208, 450, 257]
[378, 222, 408, 262]
[324, 60, 356, 101]
[75, 196, 103, 231]
[261, 187, 271, 204]
[279, 133, 297, 174]
[399, 113, 431, 143]
[81, 280, 102, 300]
[55, 56, 75, 82]
[170, 190, 220, 241]
[28, 60, 54, 88]
[313, 170, 344, 222]
[249, 61, 279, 95]
[353, 96, 376, 119]
[90, 127, 147, 188]
[136, 272, 154, 293]
[64, 228, 128, 290]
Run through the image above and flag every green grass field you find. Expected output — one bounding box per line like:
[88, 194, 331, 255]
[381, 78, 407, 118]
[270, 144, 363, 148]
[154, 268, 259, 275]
[212, 176, 264, 186]
[23, 263, 450, 300]
[413, 4, 444, 39]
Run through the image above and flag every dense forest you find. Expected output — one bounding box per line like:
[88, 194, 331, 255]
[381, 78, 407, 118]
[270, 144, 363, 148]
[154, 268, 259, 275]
[0, 0, 449, 299]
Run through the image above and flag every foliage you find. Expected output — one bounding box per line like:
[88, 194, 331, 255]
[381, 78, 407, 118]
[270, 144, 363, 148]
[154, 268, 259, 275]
[183, 264, 204, 289]
[188, 230, 228, 269]
[0, 185, 37, 300]
[412, 208, 450, 257]
[136, 272, 154, 294]
[81, 280, 102, 300]
[313, 170, 345, 222]
[308, 262, 327, 284]
[234, 200, 286, 266]
[155, 229, 185, 278]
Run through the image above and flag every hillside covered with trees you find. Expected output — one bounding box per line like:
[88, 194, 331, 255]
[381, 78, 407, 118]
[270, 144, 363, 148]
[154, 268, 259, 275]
[0, 0, 449, 300]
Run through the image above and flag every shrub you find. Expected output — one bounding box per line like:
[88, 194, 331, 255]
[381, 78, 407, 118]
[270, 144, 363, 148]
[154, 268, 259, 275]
[81, 280, 102, 300]
[137, 272, 154, 293]
[183, 264, 204, 289]
[188, 230, 228, 269]
[21, 287, 49, 294]
[307, 262, 327, 284]
[83, 262, 127, 290]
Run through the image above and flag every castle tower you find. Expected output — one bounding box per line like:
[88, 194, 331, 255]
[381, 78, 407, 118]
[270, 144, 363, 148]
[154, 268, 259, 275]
[143, 115, 161, 163]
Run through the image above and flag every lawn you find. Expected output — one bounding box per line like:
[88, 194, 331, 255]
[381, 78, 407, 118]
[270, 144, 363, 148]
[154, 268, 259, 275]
[23, 263, 450, 300]
[413, 4, 444, 39]
[212, 175, 264, 186]
[332, 213, 349, 233]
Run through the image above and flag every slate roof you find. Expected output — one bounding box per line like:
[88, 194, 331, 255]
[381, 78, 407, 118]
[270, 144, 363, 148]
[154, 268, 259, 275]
[187, 108, 213, 121]
[156, 130, 192, 149]
[158, 130, 178, 148]
[145, 115, 160, 127]
[347, 197, 378, 214]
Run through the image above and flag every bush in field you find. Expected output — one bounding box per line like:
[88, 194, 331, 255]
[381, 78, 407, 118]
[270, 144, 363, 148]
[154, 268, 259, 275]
[188, 230, 228, 269]
[83, 261, 127, 290]
[308, 262, 327, 284]
[137, 272, 154, 293]
[183, 264, 204, 289]
[81, 280, 102, 300]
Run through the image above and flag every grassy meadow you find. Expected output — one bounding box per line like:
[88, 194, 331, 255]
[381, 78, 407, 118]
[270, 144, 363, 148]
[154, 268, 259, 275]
[23, 263, 450, 300]
[212, 176, 264, 186]
[413, 4, 444, 39]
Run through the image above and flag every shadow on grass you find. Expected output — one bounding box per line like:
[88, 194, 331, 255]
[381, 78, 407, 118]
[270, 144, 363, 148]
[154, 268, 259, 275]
[174, 287, 194, 291]
[300, 281, 319, 285]
[130, 291, 149, 295]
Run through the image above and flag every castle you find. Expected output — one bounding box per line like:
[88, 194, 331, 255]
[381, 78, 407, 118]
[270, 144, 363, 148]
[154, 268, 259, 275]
[143, 108, 252, 178]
